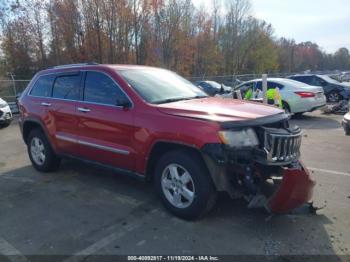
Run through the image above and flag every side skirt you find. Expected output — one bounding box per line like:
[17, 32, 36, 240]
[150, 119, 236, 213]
[59, 154, 146, 182]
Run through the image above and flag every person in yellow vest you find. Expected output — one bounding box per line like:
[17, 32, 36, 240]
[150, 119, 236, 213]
[243, 84, 282, 109]
[244, 88, 253, 100]
[266, 87, 283, 108]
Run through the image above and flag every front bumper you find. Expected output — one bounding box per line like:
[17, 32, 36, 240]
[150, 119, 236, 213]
[342, 115, 350, 133]
[201, 144, 315, 213]
[267, 162, 315, 213]
[0, 106, 13, 123]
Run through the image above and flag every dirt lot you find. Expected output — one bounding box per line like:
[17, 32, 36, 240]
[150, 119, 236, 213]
[0, 111, 349, 260]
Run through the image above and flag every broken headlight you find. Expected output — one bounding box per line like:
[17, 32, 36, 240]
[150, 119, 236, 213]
[218, 128, 259, 148]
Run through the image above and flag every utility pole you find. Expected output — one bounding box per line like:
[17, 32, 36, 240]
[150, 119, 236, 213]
[262, 74, 268, 104]
[7, 72, 16, 97]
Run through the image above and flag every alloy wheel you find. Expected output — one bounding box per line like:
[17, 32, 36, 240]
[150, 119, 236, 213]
[328, 92, 340, 103]
[30, 137, 46, 166]
[161, 164, 195, 208]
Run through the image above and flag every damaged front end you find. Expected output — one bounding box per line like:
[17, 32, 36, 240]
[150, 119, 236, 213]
[201, 113, 315, 213]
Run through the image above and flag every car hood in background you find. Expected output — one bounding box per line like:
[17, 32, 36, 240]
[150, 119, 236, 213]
[156, 97, 285, 123]
[0, 97, 7, 104]
[339, 82, 350, 89]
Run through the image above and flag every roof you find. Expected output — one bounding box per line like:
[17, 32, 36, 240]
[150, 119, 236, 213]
[289, 74, 318, 77]
[246, 77, 294, 83]
[38, 64, 162, 75]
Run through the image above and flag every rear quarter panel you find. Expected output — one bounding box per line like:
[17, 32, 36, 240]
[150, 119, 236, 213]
[281, 86, 326, 113]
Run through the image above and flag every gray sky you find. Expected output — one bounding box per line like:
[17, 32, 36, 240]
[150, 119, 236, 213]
[192, 0, 350, 53]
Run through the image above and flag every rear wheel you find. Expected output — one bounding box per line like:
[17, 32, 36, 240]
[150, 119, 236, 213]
[293, 112, 304, 118]
[154, 150, 217, 220]
[27, 128, 61, 172]
[282, 101, 291, 115]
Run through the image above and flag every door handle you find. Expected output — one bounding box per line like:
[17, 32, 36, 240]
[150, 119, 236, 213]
[41, 102, 51, 107]
[77, 107, 91, 113]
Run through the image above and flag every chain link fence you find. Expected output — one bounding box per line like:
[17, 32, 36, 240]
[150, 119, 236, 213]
[188, 72, 294, 86]
[0, 72, 296, 113]
[0, 80, 31, 101]
[0, 79, 31, 113]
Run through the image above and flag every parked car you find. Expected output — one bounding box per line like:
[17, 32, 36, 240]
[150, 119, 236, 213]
[234, 78, 326, 115]
[222, 79, 242, 88]
[0, 97, 13, 128]
[196, 81, 231, 96]
[340, 72, 350, 82]
[342, 102, 350, 135]
[18, 64, 314, 220]
[288, 74, 350, 102]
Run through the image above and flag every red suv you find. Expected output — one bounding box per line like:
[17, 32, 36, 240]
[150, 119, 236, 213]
[18, 64, 315, 220]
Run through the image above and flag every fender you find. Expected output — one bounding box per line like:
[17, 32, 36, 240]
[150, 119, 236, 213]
[143, 139, 204, 179]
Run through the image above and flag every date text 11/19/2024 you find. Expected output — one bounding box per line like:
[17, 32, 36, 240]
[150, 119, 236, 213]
[127, 256, 219, 261]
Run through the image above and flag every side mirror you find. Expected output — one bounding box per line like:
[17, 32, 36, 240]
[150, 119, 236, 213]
[116, 97, 131, 109]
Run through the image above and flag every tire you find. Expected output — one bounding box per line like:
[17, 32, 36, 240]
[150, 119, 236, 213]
[27, 128, 61, 172]
[345, 128, 350, 136]
[293, 112, 304, 118]
[327, 91, 341, 103]
[0, 120, 11, 128]
[154, 150, 217, 220]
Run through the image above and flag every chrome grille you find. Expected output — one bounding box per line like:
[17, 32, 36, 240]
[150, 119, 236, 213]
[263, 127, 302, 163]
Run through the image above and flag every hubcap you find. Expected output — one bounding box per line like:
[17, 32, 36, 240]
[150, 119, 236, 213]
[161, 164, 195, 208]
[30, 137, 46, 166]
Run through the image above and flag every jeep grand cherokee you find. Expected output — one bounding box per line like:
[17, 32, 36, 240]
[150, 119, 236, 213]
[18, 64, 315, 220]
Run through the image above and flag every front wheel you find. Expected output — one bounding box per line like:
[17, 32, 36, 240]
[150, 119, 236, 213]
[154, 150, 217, 220]
[327, 91, 341, 103]
[345, 128, 350, 136]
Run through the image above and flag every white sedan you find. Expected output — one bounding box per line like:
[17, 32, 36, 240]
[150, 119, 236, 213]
[0, 97, 13, 128]
[234, 78, 327, 115]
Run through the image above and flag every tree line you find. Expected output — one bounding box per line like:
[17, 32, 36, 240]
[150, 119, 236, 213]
[0, 0, 349, 79]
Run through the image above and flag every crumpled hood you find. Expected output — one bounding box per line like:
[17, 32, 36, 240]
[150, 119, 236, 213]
[156, 97, 284, 122]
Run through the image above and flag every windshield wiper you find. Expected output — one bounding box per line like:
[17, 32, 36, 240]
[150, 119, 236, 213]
[153, 95, 207, 104]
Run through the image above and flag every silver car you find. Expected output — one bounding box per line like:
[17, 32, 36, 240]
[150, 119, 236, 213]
[235, 78, 327, 115]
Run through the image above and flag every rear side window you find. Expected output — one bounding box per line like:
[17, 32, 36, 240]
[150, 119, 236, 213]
[84, 71, 127, 106]
[30, 75, 54, 97]
[255, 81, 262, 90]
[237, 82, 253, 91]
[52, 74, 81, 100]
[291, 76, 312, 84]
[267, 81, 284, 89]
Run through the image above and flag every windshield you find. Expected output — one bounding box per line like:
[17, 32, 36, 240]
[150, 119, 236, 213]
[319, 75, 341, 84]
[118, 68, 208, 104]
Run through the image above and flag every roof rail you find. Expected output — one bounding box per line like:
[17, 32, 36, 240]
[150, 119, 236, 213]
[50, 62, 99, 69]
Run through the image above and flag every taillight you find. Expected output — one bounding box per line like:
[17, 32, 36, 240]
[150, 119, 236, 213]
[295, 92, 315, 98]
